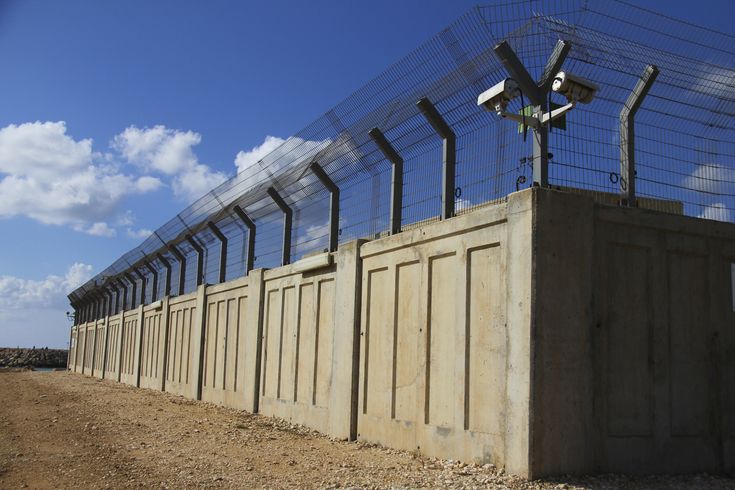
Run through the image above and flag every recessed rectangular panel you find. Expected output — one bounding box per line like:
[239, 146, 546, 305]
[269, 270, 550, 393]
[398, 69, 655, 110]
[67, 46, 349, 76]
[606, 244, 653, 437]
[235, 296, 248, 393]
[297, 283, 316, 404]
[279, 287, 297, 401]
[669, 252, 711, 437]
[315, 279, 335, 408]
[365, 269, 393, 418]
[467, 244, 505, 435]
[263, 289, 280, 398]
[215, 300, 227, 390]
[394, 261, 420, 422]
[427, 253, 456, 428]
[225, 297, 239, 392]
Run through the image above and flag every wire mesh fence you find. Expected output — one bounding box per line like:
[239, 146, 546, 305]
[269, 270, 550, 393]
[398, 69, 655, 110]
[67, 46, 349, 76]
[70, 0, 735, 317]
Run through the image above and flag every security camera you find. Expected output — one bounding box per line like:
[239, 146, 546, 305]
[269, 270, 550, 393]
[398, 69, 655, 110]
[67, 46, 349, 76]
[477, 78, 520, 114]
[551, 71, 597, 104]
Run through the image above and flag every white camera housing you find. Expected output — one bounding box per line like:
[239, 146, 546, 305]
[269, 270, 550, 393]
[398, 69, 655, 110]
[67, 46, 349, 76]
[477, 78, 520, 113]
[551, 71, 598, 104]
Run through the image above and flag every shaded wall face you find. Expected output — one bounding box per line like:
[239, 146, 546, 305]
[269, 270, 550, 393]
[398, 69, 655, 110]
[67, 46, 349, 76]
[531, 189, 735, 477]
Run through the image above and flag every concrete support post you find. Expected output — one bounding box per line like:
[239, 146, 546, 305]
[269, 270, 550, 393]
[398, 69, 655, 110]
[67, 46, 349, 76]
[329, 239, 367, 439]
[67, 326, 73, 371]
[80, 322, 88, 375]
[159, 296, 170, 392]
[116, 308, 125, 382]
[101, 313, 110, 380]
[189, 283, 208, 400]
[503, 189, 534, 477]
[133, 304, 144, 388]
[91, 317, 99, 377]
[243, 269, 265, 412]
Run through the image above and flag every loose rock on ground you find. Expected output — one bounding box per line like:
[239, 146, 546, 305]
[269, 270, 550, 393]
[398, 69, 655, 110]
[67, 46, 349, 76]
[0, 371, 732, 489]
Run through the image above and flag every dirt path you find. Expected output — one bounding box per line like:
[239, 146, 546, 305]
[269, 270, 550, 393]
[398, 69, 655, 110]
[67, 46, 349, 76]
[0, 372, 732, 489]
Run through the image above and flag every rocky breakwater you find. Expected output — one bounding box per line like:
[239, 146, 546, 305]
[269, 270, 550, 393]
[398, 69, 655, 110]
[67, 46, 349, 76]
[0, 348, 68, 369]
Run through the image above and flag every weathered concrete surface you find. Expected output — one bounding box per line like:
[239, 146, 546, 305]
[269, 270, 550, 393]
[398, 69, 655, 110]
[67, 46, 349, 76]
[66, 187, 735, 477]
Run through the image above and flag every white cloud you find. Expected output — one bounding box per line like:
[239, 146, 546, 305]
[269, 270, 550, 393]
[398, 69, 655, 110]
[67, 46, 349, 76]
[456, 198, 473, 212]
[127, 227, 152, 239]
[74, 221, 117, 237]
[683, 164, 735, 196]
[113, 125, 227, 202]
[698, 202, 733, 222]
[0, 263, 93, 310]
[234, 135, 331, 187]
[234, 135, 287, 174]
[0, 121, 159, 232]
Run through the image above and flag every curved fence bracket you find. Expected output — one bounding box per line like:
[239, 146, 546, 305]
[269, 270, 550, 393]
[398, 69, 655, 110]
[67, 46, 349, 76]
[144, 261, 159, 302]
[369, 127, 403, 235]
[186, 235, 204, 287]
[124, 273, 138, 309]
[168, 245, 186, 296]
[417, 97, 456, 220]
[267, 187, 293, 266]
[207, 221, 228, 283]
[233, 205, 256, 274]
[133, 268, 147, 306]
[309, 161, 340, 253]
[620, 64, 659, 207]
[156, 254, 172, 298]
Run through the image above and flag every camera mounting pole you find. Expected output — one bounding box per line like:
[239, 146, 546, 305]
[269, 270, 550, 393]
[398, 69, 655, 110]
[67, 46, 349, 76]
[493, 40, 570, 187]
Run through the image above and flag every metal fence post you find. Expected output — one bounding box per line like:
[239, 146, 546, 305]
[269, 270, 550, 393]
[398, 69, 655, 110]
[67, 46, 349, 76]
[369, 127, 404, 235]
[125, 273, 138, 309]
[233, 205, 256, 274]
[186, 235, 204, 287]
[157, 253, 172, 297]
[417, 97, 456, 219]
[620, 64, 659, 207]
[144, 261, 159, 302]
[207, 221, 228, 283]
[310, 161, 340, 252]
[168, 244, 186, 296]
[134, 268, 147, 306]
[267, 187, 293, 266]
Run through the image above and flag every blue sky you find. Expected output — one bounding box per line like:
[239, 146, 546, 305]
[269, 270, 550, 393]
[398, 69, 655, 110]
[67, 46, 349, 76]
[0, 0, 732, 348]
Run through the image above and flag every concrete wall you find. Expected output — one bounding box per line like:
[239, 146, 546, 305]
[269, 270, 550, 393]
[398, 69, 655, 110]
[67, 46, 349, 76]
[119, 308, 140, 386]
[164, 292, 199, 398]
[92, 320, 105, 378]
[356, 193, 532, 473]
[529, 189, 735, 477]
[258, 260, 338, 435]
[139, 302, 166, 391]
[104, 314, 121, 380]
[66, 187, 734, 477]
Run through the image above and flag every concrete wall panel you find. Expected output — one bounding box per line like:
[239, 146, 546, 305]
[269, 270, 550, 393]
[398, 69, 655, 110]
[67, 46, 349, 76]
[259, 264, 337, 435]
[201, 279, 252, 410]
[119, 312, 139, 385]
[104, 315, 121, 379]
[357, 201, 513, 467]
[165, 294, 197, 397]
[139, 306, 164, 390]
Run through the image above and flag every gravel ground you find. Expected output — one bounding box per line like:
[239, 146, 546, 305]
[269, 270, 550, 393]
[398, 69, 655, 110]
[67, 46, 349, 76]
[0, 371, 732, 489]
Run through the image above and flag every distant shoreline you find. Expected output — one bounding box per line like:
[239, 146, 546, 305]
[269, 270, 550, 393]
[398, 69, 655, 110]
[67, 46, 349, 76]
[0, 347, 68, 369]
